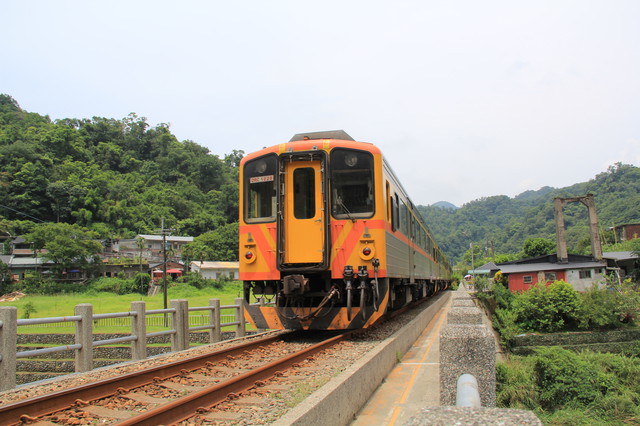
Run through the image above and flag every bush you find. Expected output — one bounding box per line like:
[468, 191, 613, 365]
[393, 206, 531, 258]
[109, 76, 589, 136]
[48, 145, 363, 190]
[512, 281, 581, 332]
[533, 347, 611, 410]
[12, 277, 85, 295]
[493, 281, 514, 310]
[612, 278, 640, 324]
[89, 277, 140, 295]
[578, 285, 621, 330]
[498, 348, 640, 424]
[496, 357, 538, 410]
[176, 272, 225, 290]
[133, 273, 151, 294]
[493, 307, 521, 348]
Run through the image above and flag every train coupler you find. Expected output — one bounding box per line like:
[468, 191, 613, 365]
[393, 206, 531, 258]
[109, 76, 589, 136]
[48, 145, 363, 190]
[282, 274, 309, 295]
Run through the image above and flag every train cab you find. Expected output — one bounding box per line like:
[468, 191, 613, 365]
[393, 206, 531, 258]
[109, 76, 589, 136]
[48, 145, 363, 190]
[240, 130, 451, 330]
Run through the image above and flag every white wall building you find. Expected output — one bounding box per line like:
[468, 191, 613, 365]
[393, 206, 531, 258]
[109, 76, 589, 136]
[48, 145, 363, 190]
[190, 261, 239, 280]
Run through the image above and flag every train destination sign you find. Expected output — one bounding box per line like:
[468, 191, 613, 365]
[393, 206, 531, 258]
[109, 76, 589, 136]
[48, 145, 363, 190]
[250, 175, 274, 183]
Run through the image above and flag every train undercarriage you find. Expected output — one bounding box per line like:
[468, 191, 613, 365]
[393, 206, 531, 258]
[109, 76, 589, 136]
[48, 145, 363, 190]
[243, 271, 449, 330]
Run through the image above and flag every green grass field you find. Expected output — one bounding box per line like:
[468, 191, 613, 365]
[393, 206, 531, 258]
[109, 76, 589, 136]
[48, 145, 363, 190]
[1, 281, 248, 333]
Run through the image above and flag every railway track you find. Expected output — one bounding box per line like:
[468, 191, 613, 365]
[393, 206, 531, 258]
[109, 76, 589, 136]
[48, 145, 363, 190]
[0, 331, 349, 425]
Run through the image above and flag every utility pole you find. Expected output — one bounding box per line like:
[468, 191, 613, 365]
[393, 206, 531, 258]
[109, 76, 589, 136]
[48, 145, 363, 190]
[156, 218, 173, 326]
[470, 242, 475, 278]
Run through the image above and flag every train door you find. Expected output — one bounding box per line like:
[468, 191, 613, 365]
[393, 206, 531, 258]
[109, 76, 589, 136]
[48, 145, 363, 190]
[279, 159, 328, 267]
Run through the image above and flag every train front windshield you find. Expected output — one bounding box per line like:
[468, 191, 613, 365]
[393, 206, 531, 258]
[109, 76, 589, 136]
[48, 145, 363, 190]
[330, 149, 374, 219]
[244, 154, 277, 223]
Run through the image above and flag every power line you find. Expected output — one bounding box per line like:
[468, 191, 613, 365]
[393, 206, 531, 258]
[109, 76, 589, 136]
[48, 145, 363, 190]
[0, 204, 46, 223]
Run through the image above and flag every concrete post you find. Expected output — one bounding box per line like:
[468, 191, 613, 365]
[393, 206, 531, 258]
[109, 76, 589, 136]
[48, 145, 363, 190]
[235, 297, 246, 338]
[554, 197, 569, 263]
[131, 301, 147, 360]
[0, 306, 17, 391]
[75, 303, 94, 373]
[452, 298, 476, 308]
[440, 324, 496, 407]
[447, 306, 483, 325]
[209, 299, 221, 343]
[583, 195, 603, 260]
[170, 299, 189, 352]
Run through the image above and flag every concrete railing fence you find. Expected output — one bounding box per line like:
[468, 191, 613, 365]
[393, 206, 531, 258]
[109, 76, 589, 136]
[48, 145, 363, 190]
[440, 284, 496, 407]
[0, 298, 264, 391]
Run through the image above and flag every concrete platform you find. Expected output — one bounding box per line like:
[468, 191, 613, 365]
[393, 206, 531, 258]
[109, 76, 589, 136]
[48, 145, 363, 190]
[351, 295, 450, 425]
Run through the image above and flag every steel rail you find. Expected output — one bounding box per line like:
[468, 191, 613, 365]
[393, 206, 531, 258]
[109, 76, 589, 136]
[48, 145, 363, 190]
[0, 333, 286, 425]
[116, 332, 349, 426]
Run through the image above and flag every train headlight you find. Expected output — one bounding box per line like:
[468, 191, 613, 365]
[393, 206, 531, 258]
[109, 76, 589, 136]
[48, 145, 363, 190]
[358, 244, 375, 260]
[344, 153, 358, 167]
[255, 160, 267, 174]
[244, 250, 257, 264]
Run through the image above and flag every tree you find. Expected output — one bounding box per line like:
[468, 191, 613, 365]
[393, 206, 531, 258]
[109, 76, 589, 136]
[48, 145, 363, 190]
[182, 222, 239, 262]
[522, 237, 556, 258]
[0, 260, 11, 294]
[24, 223, 103, 276]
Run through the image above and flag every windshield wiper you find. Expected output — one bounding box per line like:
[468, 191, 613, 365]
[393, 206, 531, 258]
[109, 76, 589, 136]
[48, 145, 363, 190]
[337, 199, 356, 223]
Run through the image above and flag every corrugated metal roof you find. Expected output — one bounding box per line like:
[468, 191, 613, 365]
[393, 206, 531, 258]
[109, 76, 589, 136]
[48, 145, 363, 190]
[9, 257, 53, 266]
[137, 235, 194, 242]
[191, 261, 239, 270]
[603, 251, 638, 261]
[498, 261, 606, 274]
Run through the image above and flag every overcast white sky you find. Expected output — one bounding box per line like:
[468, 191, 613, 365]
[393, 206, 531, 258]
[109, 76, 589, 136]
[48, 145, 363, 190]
[3, 1, 639, 207]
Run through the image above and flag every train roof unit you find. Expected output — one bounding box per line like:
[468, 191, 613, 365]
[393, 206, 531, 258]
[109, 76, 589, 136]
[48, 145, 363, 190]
[289, 130, 354, 142]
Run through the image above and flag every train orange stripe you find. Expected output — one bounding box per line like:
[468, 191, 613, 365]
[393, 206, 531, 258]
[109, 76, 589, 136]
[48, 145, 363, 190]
[331, 219, 386, 273]
[240, 223, 278, 279]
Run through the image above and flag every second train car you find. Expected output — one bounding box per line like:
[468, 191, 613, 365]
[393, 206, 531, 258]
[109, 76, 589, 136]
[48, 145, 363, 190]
[240, 130, 452, 330]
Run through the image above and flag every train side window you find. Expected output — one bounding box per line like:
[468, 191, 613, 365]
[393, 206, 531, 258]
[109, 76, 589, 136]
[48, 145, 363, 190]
[386, 181, 391, 223]
[293, 168, 315, 219]
[392, 194, 399, 231]
[399, 199, 408, 234]
[244, 154, 277, 222]
[330, 148, 374, 219]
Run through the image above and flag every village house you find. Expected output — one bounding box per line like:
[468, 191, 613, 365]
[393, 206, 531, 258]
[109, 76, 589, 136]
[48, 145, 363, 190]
[114, 235, 194, 262]
[612, 222, 640, 242]
[489, 251, 638, 292]
[190, 261, 239, 280]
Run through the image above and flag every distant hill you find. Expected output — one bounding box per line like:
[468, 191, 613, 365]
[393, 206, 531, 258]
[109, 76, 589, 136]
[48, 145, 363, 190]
[431, 201, 458, 210]
[513, 186, 554, 203]
[418, 163, 640, 264]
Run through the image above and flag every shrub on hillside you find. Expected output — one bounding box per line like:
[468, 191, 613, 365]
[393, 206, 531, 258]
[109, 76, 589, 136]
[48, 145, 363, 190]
[578, 284, 621, 330]
[512, 281, 581, 332]
[89, 277, 140, 295]
[498, 348, 640, 424]
[533, 347, 611, 410]
[132, 273, 150, 294]
[493, 308, 521, 348]
[493, 282, 514, 309]
[176, 272, 224, 290]
[11, 277, 84, 295]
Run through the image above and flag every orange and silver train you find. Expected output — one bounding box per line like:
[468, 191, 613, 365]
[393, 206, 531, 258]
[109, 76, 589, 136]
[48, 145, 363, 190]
[240, 130, 452, 330]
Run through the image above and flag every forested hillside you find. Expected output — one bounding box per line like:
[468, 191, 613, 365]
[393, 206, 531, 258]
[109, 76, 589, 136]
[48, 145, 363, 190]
[2, 94, 638, 267]
[418, 163, 640, 264]
[0, 95, 240, 240]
